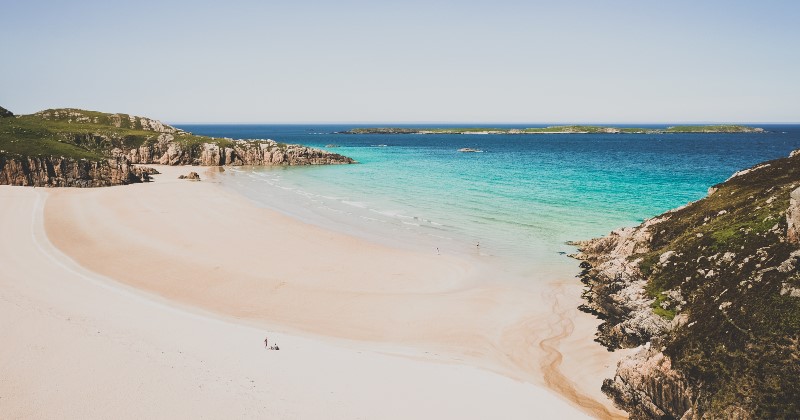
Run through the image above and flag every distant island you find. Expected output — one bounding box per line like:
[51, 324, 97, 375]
[341, 125, 765, 135]
[0, 106, 354, 187]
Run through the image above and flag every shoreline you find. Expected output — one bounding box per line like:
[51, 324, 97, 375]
[3, 165, 628, 418]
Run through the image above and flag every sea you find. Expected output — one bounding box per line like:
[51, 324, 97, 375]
[175, 124, 800, 282]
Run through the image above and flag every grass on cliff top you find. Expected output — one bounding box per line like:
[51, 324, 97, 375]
[0, 116, 106, 160]
[639, 156, 799, 317]
[0, 109, 247, 161]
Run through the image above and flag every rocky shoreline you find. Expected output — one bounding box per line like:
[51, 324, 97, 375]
[0, 107, 356, 187]
[571, 219, 694, 419]
[571, 150, 800, 418]
[0, 156, 156, 187]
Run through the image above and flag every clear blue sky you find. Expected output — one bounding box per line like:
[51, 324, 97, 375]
[2, 0, 798, 123]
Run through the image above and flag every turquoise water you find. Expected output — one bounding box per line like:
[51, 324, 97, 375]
[177, 124, 800, 279]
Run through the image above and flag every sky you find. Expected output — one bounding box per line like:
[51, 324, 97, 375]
[1, 0, 799, 123]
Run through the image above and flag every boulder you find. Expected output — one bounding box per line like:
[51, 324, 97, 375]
[178, 172, 200, 180]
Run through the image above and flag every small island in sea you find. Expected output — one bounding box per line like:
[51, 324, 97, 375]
[341, 124, 765, 135]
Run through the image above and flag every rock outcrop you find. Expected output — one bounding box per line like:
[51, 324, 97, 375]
[0, 107, 356, 188]
[119, 136, 354, 167]
[601, 341, 694, 419]
[0, 156, 154, 187]
[28, 109, 355, 167]
[572, 149, 800, 419]
[572, 217, 671, 349]
[787, 187, 800, 243]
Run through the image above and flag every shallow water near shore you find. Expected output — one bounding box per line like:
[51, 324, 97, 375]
[178, 124, 800, 282]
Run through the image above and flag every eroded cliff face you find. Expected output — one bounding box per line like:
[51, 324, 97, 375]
[572, 150, 800, 419]
[0, 156, 154, 187]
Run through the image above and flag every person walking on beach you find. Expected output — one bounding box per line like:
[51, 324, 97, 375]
[264, 336, 269, 348]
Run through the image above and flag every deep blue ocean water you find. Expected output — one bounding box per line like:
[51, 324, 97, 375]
[175, 124, 800, 279]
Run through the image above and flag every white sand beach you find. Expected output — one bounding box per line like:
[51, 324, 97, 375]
[0, 166, 628, 419]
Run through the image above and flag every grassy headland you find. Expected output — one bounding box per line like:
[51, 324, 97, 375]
[0, 108, 238, 161]
[574, 150, 800, 418]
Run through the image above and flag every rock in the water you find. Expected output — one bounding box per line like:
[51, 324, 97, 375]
[178, 171, 200, 180]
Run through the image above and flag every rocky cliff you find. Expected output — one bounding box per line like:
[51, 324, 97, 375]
[0, 107, 356, 187]
[0, 155, 155, 187]
[572, 151, 800, 419]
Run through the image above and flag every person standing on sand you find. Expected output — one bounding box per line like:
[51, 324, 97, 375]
[264, 336, 268, 348]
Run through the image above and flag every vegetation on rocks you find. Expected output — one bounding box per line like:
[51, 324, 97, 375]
[573, 152, 800, 418]
[2, 108, 249, 162]
[0, 106, 355, 187]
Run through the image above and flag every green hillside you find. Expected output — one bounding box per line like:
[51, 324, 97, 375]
[0, 107, 233, 161]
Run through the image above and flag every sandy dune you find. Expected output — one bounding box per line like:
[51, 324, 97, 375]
[0, 166, 627, 418]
